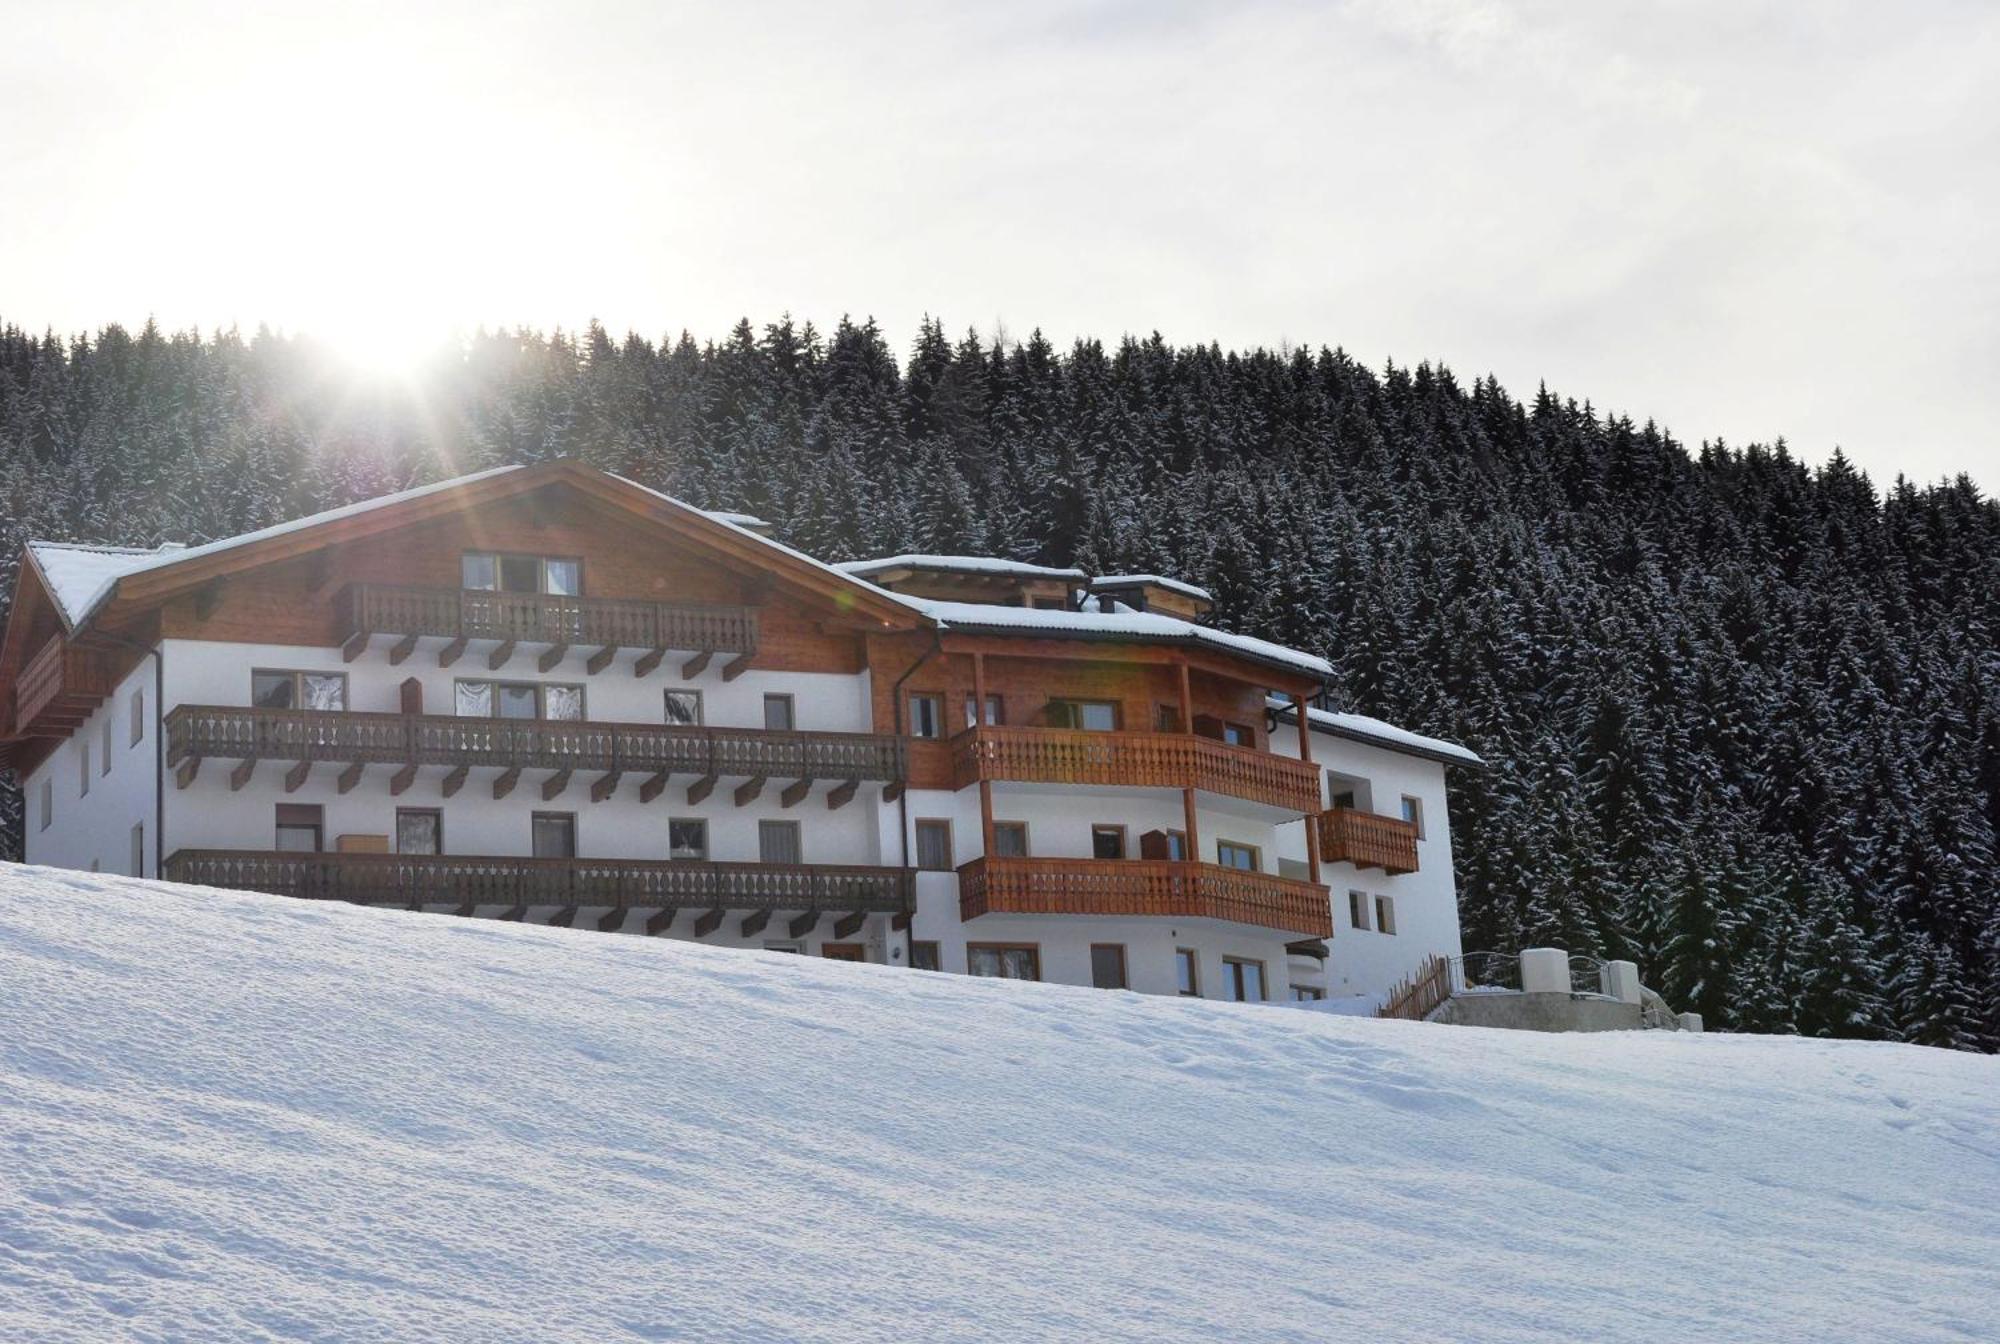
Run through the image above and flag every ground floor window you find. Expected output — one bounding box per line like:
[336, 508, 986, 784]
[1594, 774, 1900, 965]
[968, 944, 1040, 980]
[1349, 889, 1371, 930]
[275, 803, 323, 853]
[130, 822, 144, 878]
[397, 808, 442, 855]
[910, 940, 941, 971]
[1090, 943, 1128, 990]
[1224, 957, 1266, 1002]
[822, 943, 867, 962]
[763, 942, 804, 955]
[1292, 985, 1324, 1002]
[1176, 947, 1200, 996]
[532, 812, 577, 859]
[1374, 895, 1398, 935]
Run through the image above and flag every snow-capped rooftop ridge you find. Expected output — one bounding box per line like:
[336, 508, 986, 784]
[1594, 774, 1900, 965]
[4, 866, 1995, 1342]
[914, 598, 1332, 680]
[1089, 573, 1214, 601]
[1265, 695, 1484, 768]
[835, 553, 1090, 581]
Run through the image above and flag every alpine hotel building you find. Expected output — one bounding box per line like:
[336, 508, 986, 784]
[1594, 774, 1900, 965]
[0, 462, 1481, 1002]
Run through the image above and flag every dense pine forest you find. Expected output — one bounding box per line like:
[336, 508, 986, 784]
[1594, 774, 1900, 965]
[2, 317, 1996, 1051]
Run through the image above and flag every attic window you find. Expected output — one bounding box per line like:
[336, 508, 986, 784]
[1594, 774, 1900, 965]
[462, 552, 581, 596]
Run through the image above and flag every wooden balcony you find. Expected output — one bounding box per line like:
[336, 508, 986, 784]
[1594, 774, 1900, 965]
[10, 635, 113, 737]
[164, 705, 907, 807]
[339, 583, 759, 677]
[1316, 809, 1420, 875]
[950, 726, 1323, 815]
[958, 856, 1332, 938]
[163, 850, 913, 931]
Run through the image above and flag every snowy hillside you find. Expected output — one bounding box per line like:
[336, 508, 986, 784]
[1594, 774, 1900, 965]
[2, 866, 1996, 1343]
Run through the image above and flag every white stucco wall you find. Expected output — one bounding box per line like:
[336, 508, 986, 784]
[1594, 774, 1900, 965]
[22, 658, 157, 877]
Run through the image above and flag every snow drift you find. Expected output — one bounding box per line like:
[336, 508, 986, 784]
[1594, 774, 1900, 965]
[1, 866, 1995, 1343]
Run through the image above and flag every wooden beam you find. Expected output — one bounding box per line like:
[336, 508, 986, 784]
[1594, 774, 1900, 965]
[833, 910, 866, 939]
[645, 907, 677, 936]
[549, 904, 579, 928]
[284, 760, 310, 793]
[597, 908, 627, 932]
[720, 652, 754, 682]
[493, 766, 520, 800]
[388, 632, 419, 666]
[639, 770, 671, 803]
[230, 757, 257, 791]
[680, 650, 713, 679]
[634, 647, 666, 677]
[454, 900, 478, 918]
[499, 903, 527, 922]
[342, 631, 371, 663]
[337, 761, 363, 794]
[390, 762, 418, 796]
[789, 910, 821, 938]
[882, 783, 904, 803]
[441, 765, 467, 798]
[686, 773, 718, 806]
[541, 768, 573, 801]
[975, 651, 996, 862]
[487, 638, 516, 671]
[538, 642, 569, 673]
[174, 757, 201, 789]
[693, 906, 724, 938]
[733, 776, 766, 807]
[590, 770, 621, 802]
[587, 644, 616, 675]
[891, 910, 912, 932]
[740, 910, 770, 937]
[825, 779, 857, 811]
[438, 635, 467, 668]
[780, 778, 813, 808]
[1293, 691, 1321, 885]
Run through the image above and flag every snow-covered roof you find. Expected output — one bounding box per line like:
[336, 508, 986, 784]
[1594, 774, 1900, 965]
[834, 554, 1088, 582]
[701, 510, 769, 529]
[1088, 574, 1213, 602]
[25, 465, 524, 630]
[912, 599, 1331, 681]
[1267, 697, 1484, 768]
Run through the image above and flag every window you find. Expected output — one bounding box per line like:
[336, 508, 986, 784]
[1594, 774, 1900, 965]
[130, 689, 145, 746]
[1331, 788, 1357, 811]
[1293, 985, 1325, 1002]
[131, 822, 145, 878]
[914, 819, 954, 872]
[663, 689, 704, 726]
[992, 822, 1029, 857]
[1090, 944, 1128, 990]
[910, 940, 941, 972]
[763, 694, 796, 731]
[1216, 839, 1260, 872]
[532, 813, 577, 859]
[908, 693, 944, 739]
[1401, 795, 1425, 840]
[1220, 721, 1254, 747]
[38, 778, 52, 831]
[100, 716, 112, 775]
[79, 741, 89, 797]
[1349, 890, 1371, 931]
[1224, 957, 1266, 1002]
[456, 680, 585, 721]
[396, 809, 442, 856]
[462, 552, 581, 595]
[759, 819, 802, 865]
[668, 818, 708, 861]
[1155, 704, 1183, 733]
[1091, 825, 1127, 860]
[1140, 828, 1188, 861]
[1375, 895, 1398, 936]
[275, 804, 323, 853]
[1048, 699, 1118, 731]
[963, 694, 1004, 728]
[968, 944, 1040, 980]
[252, 669, 347, 712]
[1031, 597, 1067, 611]
[1176, 948, 1200, 996]
[763, 941, 805, 955]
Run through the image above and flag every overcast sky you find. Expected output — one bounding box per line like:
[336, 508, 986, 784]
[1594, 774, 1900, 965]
[3, 0, 1995, 485]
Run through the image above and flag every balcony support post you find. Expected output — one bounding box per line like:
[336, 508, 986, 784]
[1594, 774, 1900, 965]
[1294, 691, 1322, 886]
[974, 653, 997, 860]
[1177, 658, 1200, 863]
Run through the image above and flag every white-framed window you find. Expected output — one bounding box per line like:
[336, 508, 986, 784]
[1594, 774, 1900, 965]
[1401, 794, 1424, 839]
[1292, 985, 1325, 1002]
[1048, 698, 1118, 731]
[532, 812, 577, 858]
[462, 552, 581, 596]
[1176, 947, 1200, 996]
[663, 689, 703, 726]
[130, 688, 145, 746]
[1090, 944, 1128, 990]
[456, 679, 584, 721]
[908, 693, 944, 739]
[1374, 895, 1398, 936]
[914, 819, 953, 871]
[1216, 839, 1260, 872]
[668, 818, 708, 861]
[1223, 957, 1266, 1002]
[1349, 889, 1371, 931]
[964, 694, 1003, 728]
[763, 694, 796, 731]
[758, 819, 802, 865]
[968, 944, 1040, 980]
[993, 821, 1029, 857]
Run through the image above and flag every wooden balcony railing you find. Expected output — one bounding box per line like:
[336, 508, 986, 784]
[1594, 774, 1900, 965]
[958, 856, 1332, 938]
[164, 705, 907, 794]
[950, 726, 1323, 814]
[163, 850, 914, 917]
[11, 635, 112, 736]
[1316, 809, 1420, 875]
[340, 584, 758, 671]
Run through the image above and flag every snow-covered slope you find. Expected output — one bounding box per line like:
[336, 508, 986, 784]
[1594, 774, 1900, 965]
[2, 867, 1995, 1343]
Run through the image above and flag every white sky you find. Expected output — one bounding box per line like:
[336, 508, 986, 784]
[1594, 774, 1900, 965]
[3, 0, 1996, 485]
